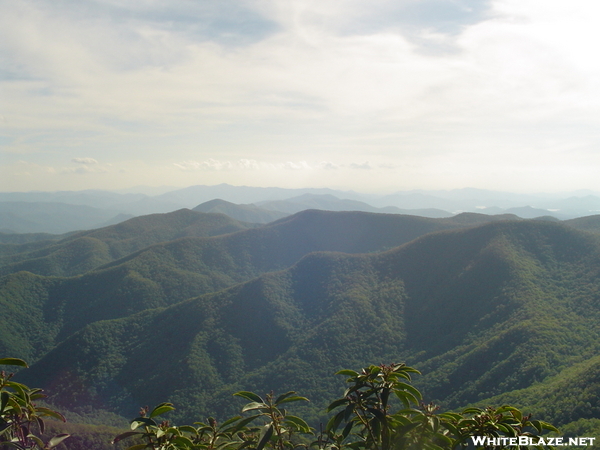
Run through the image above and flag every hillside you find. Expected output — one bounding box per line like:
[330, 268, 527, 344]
[0, 209, 258, 277]
[1, 209, 476, 364]
[0, 201, 126, 234]
[12, 219, 600, 431]
[193, 199, 288, 223]
[256, 193, 452, 218]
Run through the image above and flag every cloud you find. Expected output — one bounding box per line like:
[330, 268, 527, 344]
[72, 157, 98, 164]
[61, 164, 108, 175]
[318, 161, 340, 170]
[174, 159, 232, 171]
[349, 162, 373, 170]
[281, 161, 311, 170]
[174, 159, 313, 171]
[4, 0, 600, 192]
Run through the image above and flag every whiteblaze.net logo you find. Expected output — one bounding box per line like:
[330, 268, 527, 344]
[470, 436, 596, 446]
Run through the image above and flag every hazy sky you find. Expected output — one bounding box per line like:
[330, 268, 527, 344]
[2, 0, 600, 193]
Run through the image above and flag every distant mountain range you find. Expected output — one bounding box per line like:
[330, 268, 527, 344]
[3, 184, 600, 233]
[2, 207, 600, 440]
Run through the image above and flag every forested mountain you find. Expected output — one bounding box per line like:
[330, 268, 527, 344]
[193, 199, 289, 223]
[3, 208, 600, 441]
[255, 193, 451, 218]
[0, 209, 258, 277]
[0, 202, 127, 234]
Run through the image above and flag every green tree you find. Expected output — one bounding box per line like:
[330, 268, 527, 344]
[114, 363, 559, 450]
[0, 358, 70, 450]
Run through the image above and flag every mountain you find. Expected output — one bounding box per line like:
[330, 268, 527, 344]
[0, 209, 258, 277]
[257, 193, 452, 218]
[564, 215, 600, 234]
[153, 184, 361, 207]
[0, 210, 509, 365]
[0, 202, 127, 234]
[193, 199, 288, 223]
[6, 215, 600, 432]
[5, 186, 600, 235]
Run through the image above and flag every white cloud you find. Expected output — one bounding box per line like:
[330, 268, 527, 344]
[350, 162, 373, 170]
[72, 157, 98, 164]
[318, 161, 340, 170]
[3, 0, 600, 192]
[281, 161, 311, 170]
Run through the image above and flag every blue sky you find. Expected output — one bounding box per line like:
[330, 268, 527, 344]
[2, 0, 600, 193]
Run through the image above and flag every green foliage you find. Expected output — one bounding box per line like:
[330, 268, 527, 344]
[4, 215, 600, 431]
[0, 357, 70, 449]
[115, 363, 559, 450]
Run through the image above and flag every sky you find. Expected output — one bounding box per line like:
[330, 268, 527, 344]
[2, 0, 600, 194]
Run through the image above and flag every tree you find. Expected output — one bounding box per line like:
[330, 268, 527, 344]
[0, 358, 70, 450]
[115, 363, 559, 450]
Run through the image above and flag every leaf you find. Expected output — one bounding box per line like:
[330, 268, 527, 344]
[125, 444, 149, 450]
[275, 396, 309, 406]
[0, 358, 28, 368]
[35, 406, 66, 422]
[393, 382, 423, 401]
[27, 434, 45, 448]
[48, 434, 71, 448]
[241, 402, 268, 413]
[235, 414, 262, 430]
[178, 425, 198, 435]
[149, 403, 175, 418]
[341, 420, 354, 439]
[284, 415, 312, 434]
[274, 391, 296, 404]
[335, 369, 359, 377]
[394, 390, 420, 408]
[256, 424, 274, 450]
[326, 409, 345, 433]
[130, 417, 157, 430]
[173, 435, 195, 448]
[112, 431, 144, 443]
[220, 415, 242, 428]
[0, 392, 8, 414]
[234, 391, 264, 403]
[326, 398, 349, 412]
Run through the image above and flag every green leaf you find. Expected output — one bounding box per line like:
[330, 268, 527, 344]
[149, 403, 175, 418]
[341, 420, 355, 439]
[0, 358, 28, 368]
[35, 406, 66, 422]
[394, 390, 420, 407]
[284, 415, 312, 434]
[530, 420, 543, 433]
[131, 417, 157, 430]
[0, 392, 9, 414]
[48, 434, 71, 448]
[276, 395, 309, 406]
[256, 424, 274, 450]
[335, 369, 359, 377]
[178, 425, 198, 435]
[234, 391, 264, 403]
[125, 444, 149, 450]
[393, 382, 423, 401]
[235, 414, 262, 429]
[327, 397, 349, 412]
[326, 409, 346, 433]
[113, 431, 144, 444]
[27, 434, 46, 448]
[220, 415, 242, 428]
[241, 402, 268, 413]
[274, 391, 296, 404]
[173, 435, 195, 448]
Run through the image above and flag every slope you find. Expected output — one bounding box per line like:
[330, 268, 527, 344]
[193, 199, 288, 223]
[0, 209, 257, 277]
[17, 220, 600, 427]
